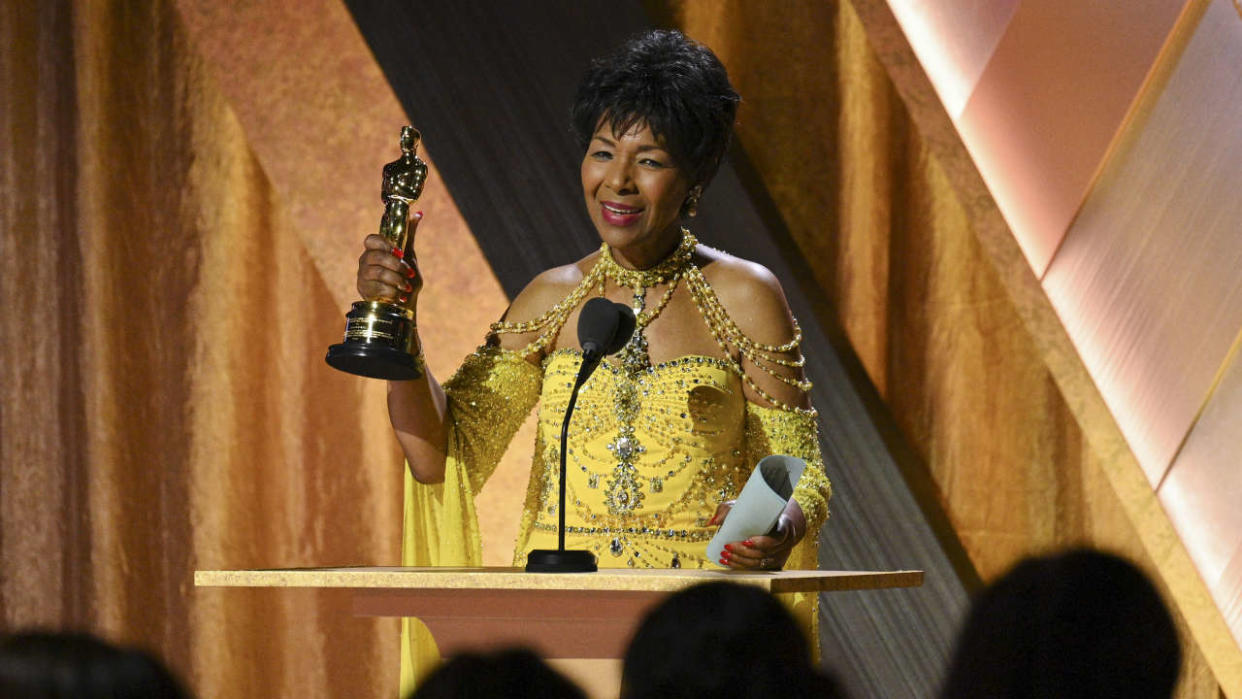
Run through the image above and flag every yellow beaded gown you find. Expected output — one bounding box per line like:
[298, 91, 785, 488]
[399, 232, 831, 692]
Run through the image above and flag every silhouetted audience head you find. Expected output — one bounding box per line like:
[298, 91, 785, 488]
[410, 647, 585, 699]
[939, 548, 1181, 699]
[0, 631, 189, 698]
[622, 581, 843, 698]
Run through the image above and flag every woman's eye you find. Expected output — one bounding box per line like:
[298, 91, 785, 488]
[591, 150, 613, 160]
[640, 158, 666, 168]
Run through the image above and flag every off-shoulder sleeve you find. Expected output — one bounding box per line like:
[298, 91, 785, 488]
[400, 345, 542, 695]
[402, 345, 542, 568]
[742, 402, 831, 656]
[743, 403, 832, 537]
[441, 345, 543, 494]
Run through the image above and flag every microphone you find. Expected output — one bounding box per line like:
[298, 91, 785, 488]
[577, 295, 636, 361]
[526, 297, 635, 573]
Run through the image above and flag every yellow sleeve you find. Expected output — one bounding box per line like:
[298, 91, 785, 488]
[441, 345, 543, 495]
[402, 345, 542, 566]
[400, 345, 541, 694]
[743, 403, 832, 535]
[743, 402, 831, 658]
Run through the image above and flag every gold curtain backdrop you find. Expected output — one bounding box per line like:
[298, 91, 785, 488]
[3, 1, 402, 695]
[0, 0, 1227, 697]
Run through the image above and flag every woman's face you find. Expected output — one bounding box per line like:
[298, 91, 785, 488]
[580, 119, 691, 266]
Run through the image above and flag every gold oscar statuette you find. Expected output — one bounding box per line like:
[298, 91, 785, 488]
[326, 126, 428, 380]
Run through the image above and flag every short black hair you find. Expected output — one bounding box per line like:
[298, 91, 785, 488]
[939, 549, 1181, 699]
[0, 631, 190, 698]
[571, 30, 740, 188]
[621, 582, 841, 699]
[411, 648, 584, 699]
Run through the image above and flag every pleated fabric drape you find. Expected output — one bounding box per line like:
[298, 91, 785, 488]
[2, 2, 402, 696]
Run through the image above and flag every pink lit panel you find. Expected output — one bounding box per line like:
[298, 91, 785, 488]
[956, 0, 1186, 276]
[887, 0, 1019, 119]
[1043, 0, 1242, 485]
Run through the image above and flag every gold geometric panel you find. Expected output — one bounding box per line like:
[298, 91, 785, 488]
[885, 0, 1019, 118]
[847, 0, 1242, 691]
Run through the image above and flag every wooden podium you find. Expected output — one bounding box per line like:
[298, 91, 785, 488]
[194, 566, 923, 660]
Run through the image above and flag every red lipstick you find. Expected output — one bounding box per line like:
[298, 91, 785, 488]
[601, 200, 643, 227]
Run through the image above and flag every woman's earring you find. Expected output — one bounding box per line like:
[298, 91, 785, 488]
[685, 186, 703, 218]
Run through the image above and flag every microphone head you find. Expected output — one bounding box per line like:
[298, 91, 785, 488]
[606, 303, 636, 355]
[578, 297, 637, 359]
[578, 297, 621, 359]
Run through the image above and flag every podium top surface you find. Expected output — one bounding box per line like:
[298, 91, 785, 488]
[194, 566, 923, 595]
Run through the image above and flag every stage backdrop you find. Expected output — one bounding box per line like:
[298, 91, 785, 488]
[1, 0, 1232, 697]
[2, 1, 508, 696]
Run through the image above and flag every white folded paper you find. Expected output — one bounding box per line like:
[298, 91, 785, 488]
[706, 454, 807, 565]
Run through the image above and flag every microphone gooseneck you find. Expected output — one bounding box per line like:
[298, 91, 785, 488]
[554, 298, 636, 551]
[526, 297, 635, 571]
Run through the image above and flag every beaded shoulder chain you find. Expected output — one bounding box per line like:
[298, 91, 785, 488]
[489, 227, 811, 411]
[488, 229, 697, 361]
[683, 265, 812, 411]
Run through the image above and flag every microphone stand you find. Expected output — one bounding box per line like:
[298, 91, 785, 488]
[526, 297, 632, 573]
[525, 353, 601, 573]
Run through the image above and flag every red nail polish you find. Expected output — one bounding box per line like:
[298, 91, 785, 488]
[415, 211, 423, 217]
[399, 295, 408, 303]
[744, 540, 754, 548]
[406, 267, 416, 278]
[722, 551, 732, 560]
[724, 544, 734, 552]
[719, 558, 728, 566]
[393, 247, 404, 259]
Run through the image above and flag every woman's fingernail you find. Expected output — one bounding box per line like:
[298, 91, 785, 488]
[719, 558, 728, 566]
[406, 267, 416, 278]
[744, 540, 755, 548]
[722, 551, 732, 561]
[399, 295, 408, 303]
[403, 282, 413, 292]
[393, 247, 404, 258]
[724, 544, 733, 552]
[414, 211, 423, 219]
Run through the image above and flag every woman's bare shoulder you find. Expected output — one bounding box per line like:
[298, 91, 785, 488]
[696, 245, 810, 409]
[490, 252, 598, 354]
[505, 252, 596, 322]
[696, 246, 795, 343]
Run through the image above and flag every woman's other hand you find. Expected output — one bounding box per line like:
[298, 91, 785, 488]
[711, 499, 807, 571]
[356, 211, 423, 306]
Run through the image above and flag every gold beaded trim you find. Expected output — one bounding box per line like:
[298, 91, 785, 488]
[532, 521, 713, 542]
[487, 263, 605, 357]
[489, 227, 813, 412]
[683, 265, 813, 412]
[598, 228, 697, 289]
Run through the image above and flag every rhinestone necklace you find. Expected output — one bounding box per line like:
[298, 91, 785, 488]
[596, 228, 696, 516]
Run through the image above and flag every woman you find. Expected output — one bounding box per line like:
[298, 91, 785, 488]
[357, 29, 832, 685]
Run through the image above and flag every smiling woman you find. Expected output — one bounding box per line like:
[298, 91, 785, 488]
[580, 125, 691, 261]
[353, 30, 833, 691]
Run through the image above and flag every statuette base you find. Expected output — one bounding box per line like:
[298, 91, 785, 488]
[326, 300, 423, 380]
